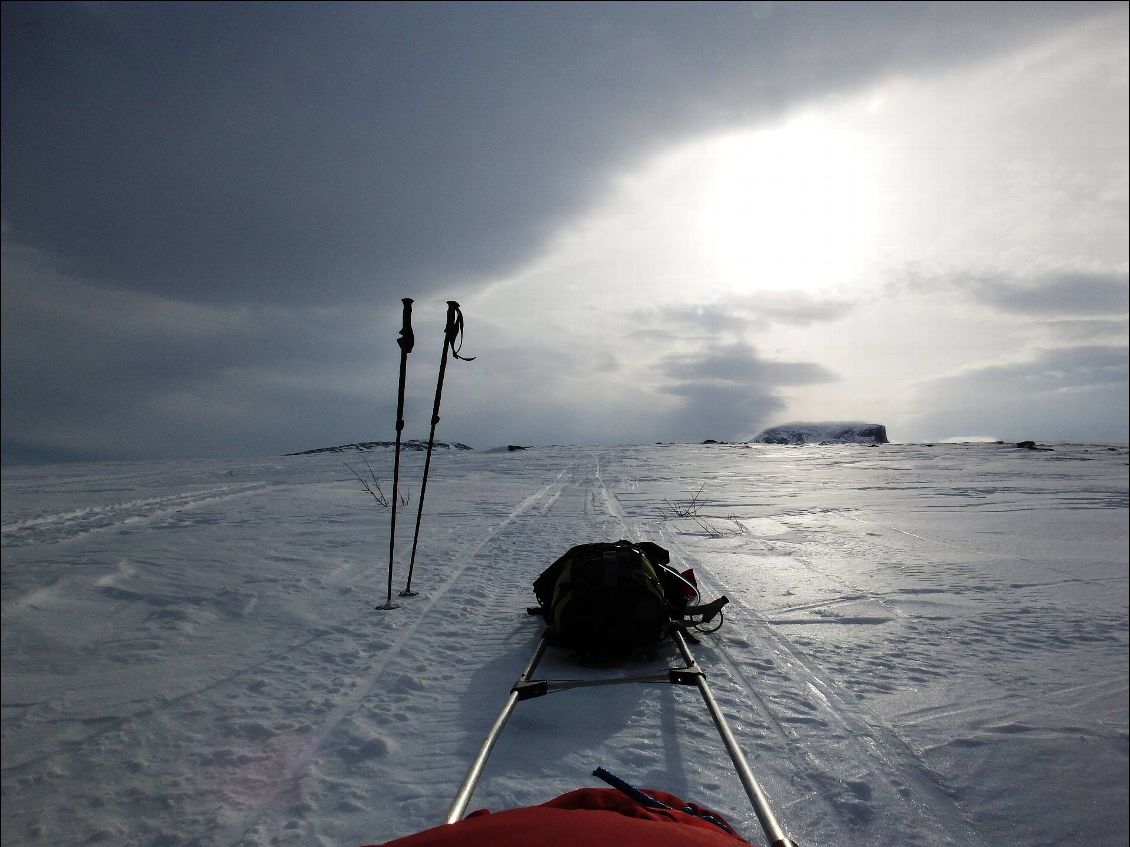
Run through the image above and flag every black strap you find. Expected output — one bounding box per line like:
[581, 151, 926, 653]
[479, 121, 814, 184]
[683, 596, 729, 623]
[446, 301, 476, 361]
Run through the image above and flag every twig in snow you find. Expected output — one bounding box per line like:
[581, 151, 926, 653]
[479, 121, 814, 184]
[663, 481, 708, 518]
[345, 455, 390, 507]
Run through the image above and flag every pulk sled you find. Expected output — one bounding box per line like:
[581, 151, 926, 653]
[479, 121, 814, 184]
[445, 541, 798, 847]
[401, 301, 474, 597]
[377, 298, 415, 611]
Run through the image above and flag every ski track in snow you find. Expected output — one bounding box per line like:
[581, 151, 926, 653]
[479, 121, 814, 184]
[222, 464, 577, 845]
[589, 445, 1126, 845]
[1, 456, 585, 846]
[673, 562, 988, 847]
[596, 457, 985, 846]
[1, 482, 269, 548]
[1, 445, 1126, 847]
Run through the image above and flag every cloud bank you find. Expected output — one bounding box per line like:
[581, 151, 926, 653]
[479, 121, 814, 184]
[2, 2, 1125, 460]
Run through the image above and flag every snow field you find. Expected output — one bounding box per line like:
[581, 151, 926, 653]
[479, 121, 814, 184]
[2, 443, 1127, 846]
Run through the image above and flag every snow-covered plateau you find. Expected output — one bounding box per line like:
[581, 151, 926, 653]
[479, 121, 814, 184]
[2, 442, 1127, 846]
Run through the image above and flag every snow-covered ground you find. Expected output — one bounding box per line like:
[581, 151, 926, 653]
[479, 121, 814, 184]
[2, 443, 1127, 847]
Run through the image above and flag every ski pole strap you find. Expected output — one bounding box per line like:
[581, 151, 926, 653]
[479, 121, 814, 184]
[445, 300, 476, 361]
[591, 767, 735, 835]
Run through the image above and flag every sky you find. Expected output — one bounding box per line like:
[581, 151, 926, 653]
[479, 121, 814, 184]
[2, 1, 1127, 463]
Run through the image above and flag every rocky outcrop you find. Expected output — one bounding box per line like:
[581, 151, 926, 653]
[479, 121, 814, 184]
[752, 422, 889, 445]
[286, 439, 472, 456]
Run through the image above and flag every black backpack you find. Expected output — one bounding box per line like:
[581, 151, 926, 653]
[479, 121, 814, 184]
[532, 541, 677, 656]
[531, 541, 730, 658]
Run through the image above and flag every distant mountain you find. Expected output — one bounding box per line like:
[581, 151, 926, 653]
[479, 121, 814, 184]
[286, 439, 472, 456]
[752, 422, 889, 445]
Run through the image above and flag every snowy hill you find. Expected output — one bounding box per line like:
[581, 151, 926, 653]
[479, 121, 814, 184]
[752, 422, 890, 445]
[2, 443, 1127, 846]
[287, 439, 473, 456]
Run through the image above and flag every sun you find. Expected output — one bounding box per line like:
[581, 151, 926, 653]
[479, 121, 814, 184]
[696, 112, 880, 293]
[469, 101, 887, 321]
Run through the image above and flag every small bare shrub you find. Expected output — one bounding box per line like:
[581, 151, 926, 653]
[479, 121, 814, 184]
[345, 455, 390, 507]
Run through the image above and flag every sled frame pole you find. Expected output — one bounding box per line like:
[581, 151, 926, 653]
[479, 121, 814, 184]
[446, 631, 796, 846]
[671, 630, 797, 847]
[445, 635, 549, 824]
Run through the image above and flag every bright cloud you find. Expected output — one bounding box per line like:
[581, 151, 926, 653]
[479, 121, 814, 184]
[462, 11, 1128, 446]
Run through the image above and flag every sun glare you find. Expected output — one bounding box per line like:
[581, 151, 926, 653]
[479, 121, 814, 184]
[697, 113, 879, 293]
[475, 98, 889, 320]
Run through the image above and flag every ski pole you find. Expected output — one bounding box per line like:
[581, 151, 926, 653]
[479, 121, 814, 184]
[401, 301, 474, 597]
[377, 298, 414, 611]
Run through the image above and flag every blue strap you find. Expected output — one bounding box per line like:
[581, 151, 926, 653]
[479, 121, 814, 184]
[592, 767, 673, 809]
[592, 767, 734, 834]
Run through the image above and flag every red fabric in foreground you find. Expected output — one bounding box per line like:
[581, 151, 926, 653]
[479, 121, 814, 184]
[367, 787, 752, 846]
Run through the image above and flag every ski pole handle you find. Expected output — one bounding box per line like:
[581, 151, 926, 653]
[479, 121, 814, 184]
[443, 301, 460, 356]
[399, 298, 415, 353]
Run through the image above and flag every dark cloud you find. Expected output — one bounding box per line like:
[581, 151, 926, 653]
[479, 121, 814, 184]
[661, 343, 837, 386]
[0, 246, 425, 460]
[893, 268, 1130, 319]
[966, 272, 1129, 316]
[1042, 318, 1130, 344]
[655, 342, 838, 440]
[2, 2, 1101, 307]
[909, 345, 1129, 443]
